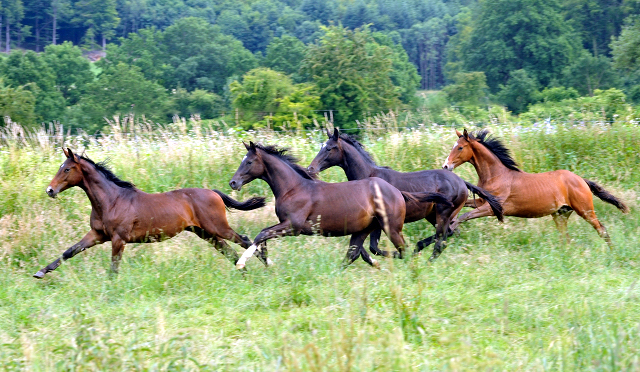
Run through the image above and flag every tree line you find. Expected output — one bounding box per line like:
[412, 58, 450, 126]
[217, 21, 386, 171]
[4, 0, 640, 131]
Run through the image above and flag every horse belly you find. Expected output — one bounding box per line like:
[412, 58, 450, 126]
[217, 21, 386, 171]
[504, 178, 567, 218]
[315, 203, 374, 236]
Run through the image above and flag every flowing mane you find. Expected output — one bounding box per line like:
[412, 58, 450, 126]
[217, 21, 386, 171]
[338, 133, 390, 168]
[254, 144, 317, 180]
[471, 130, 521, 172]
[79, 155, 137, 189]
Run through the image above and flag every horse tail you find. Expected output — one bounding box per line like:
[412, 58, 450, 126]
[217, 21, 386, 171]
[582, 179, 629, 213]
[401, 191, 454, 208]
[212, 190, 266, 211]
[464, 181, 504, 222]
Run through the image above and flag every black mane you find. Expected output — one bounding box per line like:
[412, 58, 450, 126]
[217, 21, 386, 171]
[471, 130, 521, 172]
[338, 133, 384, 167]
[79, 155, 137, 189]
[254, 144, 317, 180]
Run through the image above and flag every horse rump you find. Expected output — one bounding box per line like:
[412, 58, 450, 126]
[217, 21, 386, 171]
[212, 189, 266, 211]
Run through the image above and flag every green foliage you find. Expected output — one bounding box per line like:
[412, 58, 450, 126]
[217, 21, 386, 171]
[42, 42, 93, 105]
[160, 18, 258, 94]
[230, 67, 322, 129]
[539, 86, 579, 102]
[561, 51, 619, 96]
[264, 35, 306, 81]
[611, 16, 640, 72]
[75, 62, 169, 131]
[0, 50, 65, 123]
[301, 25, 400, 129]
[170, 88, 223, 120]
[497, 69, 540, 114]
[0, 79, 36, 125]
[522, 88, 630, 122]
[443, 71, 488, 106]
[372, 32, 421, 105]
[460, 0, 580, 91]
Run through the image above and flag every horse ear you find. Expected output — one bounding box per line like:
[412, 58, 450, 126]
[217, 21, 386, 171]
[463, 129, 469, 140]
[67, 148, 78, 163]
[63, 147, 70, 158]
[249, 141, 256, 151]
[243, 141, 250, 151]
[455, 129, 463, 138]
[326, 128, 332, 138]
[332, 128, 339, 140]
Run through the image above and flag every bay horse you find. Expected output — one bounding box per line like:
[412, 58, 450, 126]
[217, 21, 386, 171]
[442, 129, 629, 246]
[228, 142, 454, 269]
[307, 129, 503, 261]
[34, 148, 267, 279]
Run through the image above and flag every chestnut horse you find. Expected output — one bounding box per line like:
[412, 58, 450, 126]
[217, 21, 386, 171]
[228, 142, 453, 269]
[34, 148, 267, 279]
[442, 129, 629, 246]
[307, 129, 503, 261]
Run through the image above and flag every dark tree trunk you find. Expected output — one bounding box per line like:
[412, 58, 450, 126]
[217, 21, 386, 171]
[102, 34, 106, 50]
[52, 2, 57, 45]
[6, 22, 10, 53]
[36, 17, 40, 52]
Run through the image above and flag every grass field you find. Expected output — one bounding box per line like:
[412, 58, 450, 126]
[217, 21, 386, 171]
[1, 119, 639, 371]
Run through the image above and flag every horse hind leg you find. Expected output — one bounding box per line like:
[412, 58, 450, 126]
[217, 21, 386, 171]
[552, 206, 573, 244]
[573, 207, 613, 248]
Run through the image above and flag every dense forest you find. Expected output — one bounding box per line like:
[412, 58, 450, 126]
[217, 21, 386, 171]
[4, 0, 640, 130]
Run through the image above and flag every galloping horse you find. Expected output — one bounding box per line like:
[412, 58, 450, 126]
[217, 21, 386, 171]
[442, 129, 629, 246]
[34, 148, 267, 278]
[228, 142, 453, 269]
[307, 129, 503, 261]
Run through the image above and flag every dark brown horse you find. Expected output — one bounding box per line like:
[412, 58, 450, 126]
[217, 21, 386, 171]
[228, 142, 453, 269]
[34, 148, 267, 279]
[307, 129, 503, 261]
[442, 129, 629, 246]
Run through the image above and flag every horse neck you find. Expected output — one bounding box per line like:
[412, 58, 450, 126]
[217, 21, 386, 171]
[78, 160, 126, 216]
[469, 141, 512, 182]
[260, 153, 308, 199]
[341, 143, 376, 180]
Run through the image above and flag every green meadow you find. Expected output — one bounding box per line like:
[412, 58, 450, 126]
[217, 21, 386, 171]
[1, 120, 639, 371]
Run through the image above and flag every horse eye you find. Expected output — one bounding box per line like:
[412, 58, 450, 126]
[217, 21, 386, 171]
[458, 147, 463, 151]
[246, 161, 252, 165]
[64, 168, 70, 173]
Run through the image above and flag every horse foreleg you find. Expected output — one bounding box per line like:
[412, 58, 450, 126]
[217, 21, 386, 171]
[448, 204, 496, 232]
[464, 198, 484, 208]
[236, 221, 297, 270]
[33, 230, 106, 279]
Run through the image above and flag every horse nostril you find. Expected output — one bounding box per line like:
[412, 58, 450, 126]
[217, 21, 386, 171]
[229, 180, 237, 189]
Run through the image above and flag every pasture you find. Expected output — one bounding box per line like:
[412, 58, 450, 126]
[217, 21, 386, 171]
[1, 120, 639, 370]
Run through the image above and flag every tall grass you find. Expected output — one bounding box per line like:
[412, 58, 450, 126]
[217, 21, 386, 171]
[1, 116, 639, 370]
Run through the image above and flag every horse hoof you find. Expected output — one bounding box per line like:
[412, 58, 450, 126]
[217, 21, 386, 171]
[236, 263, 245, 270]
[372, 260, 381, 269]
[33, 271, 45, 279]
[266, 258, 274, 266]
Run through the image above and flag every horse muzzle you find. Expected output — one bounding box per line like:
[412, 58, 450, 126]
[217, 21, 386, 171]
[229, 179, 242, 191]
[442, 161, 454, 171]
[46, 186, 58, 198]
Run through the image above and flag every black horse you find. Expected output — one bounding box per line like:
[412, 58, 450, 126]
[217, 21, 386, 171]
[307, 129, 503, 261]
[229, 142, 453, 269]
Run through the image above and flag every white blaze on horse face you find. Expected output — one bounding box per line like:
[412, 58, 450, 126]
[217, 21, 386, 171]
[242, 155, 247, 163]
[442, 139, 459, 169]
[321, 142, 327, 149]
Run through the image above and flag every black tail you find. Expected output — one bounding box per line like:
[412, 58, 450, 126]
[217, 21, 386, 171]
[401, 191, 454, 208]
[464, 181, 504, 222]
[582, 179, 629, 213]
[212, 190, 266, 211]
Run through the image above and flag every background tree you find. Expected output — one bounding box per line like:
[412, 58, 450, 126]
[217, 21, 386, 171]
[301, 25, 400, 129]
[75, 62, 169, 131]
[264, 34, 306, 81]
[1, 0, 25, 52]
[0, 50, 65, 122]
[496, 69, 540, 114]
[0, 79, 36, 125]
[43, 41, 93, 105]
[74, 0, 120, 49]
[230, 67, 295, 122]
[460, 0, 580, 91]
